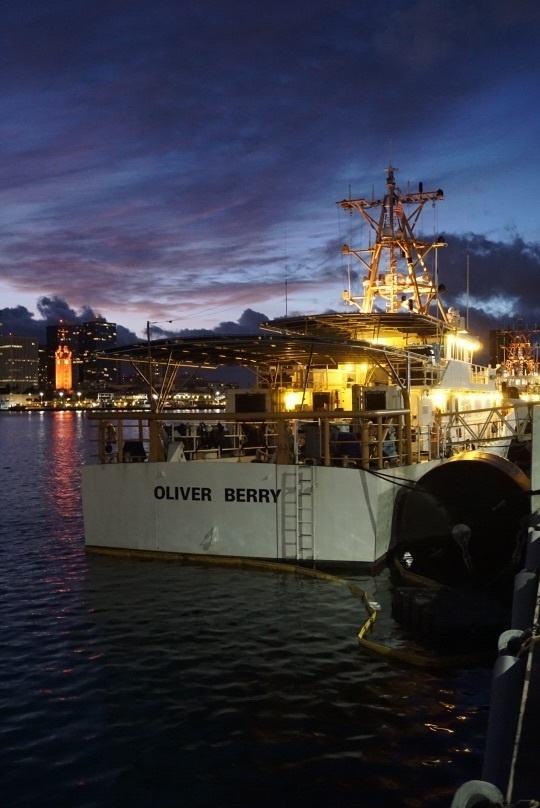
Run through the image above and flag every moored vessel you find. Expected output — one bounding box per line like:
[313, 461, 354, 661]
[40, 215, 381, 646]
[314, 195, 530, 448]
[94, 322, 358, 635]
[82, 165, 532, 570]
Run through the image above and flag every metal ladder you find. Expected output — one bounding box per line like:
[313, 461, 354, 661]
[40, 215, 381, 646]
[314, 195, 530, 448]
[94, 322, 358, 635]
[282, 466, 315, 561]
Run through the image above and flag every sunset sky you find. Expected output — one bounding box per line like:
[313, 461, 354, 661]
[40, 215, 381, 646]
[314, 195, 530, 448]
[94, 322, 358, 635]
[1, 0, 539, 348]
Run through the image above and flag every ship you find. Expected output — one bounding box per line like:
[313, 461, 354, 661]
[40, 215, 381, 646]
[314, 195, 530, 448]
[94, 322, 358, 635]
[494, 322, 540, 400]
[81, 165, 532, 572]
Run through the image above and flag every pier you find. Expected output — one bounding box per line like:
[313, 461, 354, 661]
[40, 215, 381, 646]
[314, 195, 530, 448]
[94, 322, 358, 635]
[501, 402, 540, 803]
[452, 405, 540, 806]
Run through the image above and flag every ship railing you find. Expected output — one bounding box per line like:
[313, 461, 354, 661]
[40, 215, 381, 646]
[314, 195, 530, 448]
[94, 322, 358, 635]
[408, 360, 493, 388]
[393, 358, 443, 387]
[87, 408, 421, 469]
[503, 374, 540, 395]
[435, 403, 531, 456]
[410, 424, 440, 462]
[164, 419, 279, 462]
[87, 404, 532, 467]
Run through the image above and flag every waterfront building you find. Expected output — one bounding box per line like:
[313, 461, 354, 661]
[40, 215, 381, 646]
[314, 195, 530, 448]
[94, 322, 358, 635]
[0, 336, 39, 391]
[79, 318, 118, 389]
[37, 345, 48, 390]
[46, 323, 81, 390]
[55, 344, 73, 390]
[45, 319, 117, 391]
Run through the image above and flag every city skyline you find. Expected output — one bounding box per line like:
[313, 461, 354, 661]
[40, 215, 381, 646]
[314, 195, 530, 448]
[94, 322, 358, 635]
[1, 1, 539, 345]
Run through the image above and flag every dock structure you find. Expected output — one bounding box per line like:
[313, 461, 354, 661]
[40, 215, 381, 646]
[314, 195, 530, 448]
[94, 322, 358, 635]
[452, 406, 540, 807]
[509, 621, 540, 801]
[503, 403, 540, 803]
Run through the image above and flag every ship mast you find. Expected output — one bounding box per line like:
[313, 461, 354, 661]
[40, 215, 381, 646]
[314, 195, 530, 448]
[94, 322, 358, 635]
[339, 166, 447, 320]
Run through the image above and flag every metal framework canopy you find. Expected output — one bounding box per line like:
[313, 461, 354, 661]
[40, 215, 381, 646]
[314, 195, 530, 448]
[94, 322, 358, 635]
[95, 332, 376, 372]
[95, 311, 447, 374]
[261, 311, 445, 342]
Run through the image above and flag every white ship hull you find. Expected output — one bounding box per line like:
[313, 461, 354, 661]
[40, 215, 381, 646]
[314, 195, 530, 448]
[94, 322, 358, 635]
[82, 456, 441, 568]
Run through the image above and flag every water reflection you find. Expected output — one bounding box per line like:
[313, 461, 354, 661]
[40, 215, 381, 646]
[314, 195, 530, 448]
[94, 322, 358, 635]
[47, 411, 87, 524]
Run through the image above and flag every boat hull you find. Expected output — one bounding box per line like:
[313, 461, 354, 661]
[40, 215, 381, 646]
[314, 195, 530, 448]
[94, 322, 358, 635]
[82, 458, 440, 569]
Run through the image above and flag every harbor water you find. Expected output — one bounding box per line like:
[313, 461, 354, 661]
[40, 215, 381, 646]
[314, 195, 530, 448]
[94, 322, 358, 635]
[0, 411, 492, 807]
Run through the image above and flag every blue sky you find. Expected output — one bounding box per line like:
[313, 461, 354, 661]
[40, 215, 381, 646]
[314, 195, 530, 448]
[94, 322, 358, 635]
[1, 0, 539, 347]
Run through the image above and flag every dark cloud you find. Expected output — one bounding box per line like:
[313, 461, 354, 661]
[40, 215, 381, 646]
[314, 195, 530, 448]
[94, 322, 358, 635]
[0, 298, 269, 346]
[439, 234, 540, 323]
[0, 305, 43, 341]
[0, 296, 138, 345]
[36, 296, 98, 325]
[434, 234, 540, 362]
[146, 308, 273, 342]
[114, 325, 138, 346]
[214, 309, 271, 335]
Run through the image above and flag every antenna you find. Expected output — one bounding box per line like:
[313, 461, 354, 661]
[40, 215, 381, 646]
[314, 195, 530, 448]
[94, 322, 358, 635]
[284, 224, 288, 316]
[434, 247, 439, 318]
[466, 253, 470, 330]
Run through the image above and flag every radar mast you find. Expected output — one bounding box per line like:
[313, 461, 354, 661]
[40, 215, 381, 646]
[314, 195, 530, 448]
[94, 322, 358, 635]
[339, 166, 447, 320]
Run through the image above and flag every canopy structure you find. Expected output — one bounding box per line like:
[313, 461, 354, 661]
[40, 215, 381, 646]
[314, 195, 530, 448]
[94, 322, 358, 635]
[94, 314, 443, 412]
[261, 311, 446, 342]
[98, 332, 372, 370]
[99, 310, 446, 366]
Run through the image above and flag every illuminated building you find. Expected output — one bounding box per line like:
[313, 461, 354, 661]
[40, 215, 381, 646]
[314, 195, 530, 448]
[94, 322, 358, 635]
[44, 319, 118, 391]
[46, 323, 81, 389]
[79, 318, 118, 389]
[0, 336, 39, 391]
[55, 344, 72, 390]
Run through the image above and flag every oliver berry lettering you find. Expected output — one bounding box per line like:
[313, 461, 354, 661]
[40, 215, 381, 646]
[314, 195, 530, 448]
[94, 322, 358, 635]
[154, 486, 281, 503]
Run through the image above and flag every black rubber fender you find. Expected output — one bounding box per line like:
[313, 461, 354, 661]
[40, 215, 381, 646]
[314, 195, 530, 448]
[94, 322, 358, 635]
[392, 451, 530, 593]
